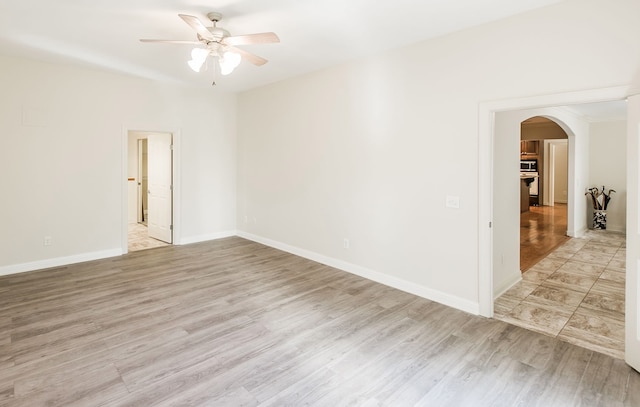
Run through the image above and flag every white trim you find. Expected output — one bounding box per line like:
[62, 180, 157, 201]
[238, 231, 480, 315]
[0, 249, 123, 277]
[179, 230, 237, 245]
[493, 273, 523, 300]
[478, 85, 630, 318]
[122, 127, 182, 251]
[477, 106, 494, 317]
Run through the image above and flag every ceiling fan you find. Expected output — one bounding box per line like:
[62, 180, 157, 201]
[140, 12, 279, 77]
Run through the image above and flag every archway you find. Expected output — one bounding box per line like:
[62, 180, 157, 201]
[519, 116, 570, 273]
[480, 90, 629, 357]
[477, 86, 627, 318]
[491, 109, 581, 301]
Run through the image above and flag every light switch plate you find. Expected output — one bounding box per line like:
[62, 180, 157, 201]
[446, 195, 460, 209]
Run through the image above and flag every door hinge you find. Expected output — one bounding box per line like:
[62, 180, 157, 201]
[170, 185, 173, 191]
[170, 144, 174, 150]
[170, 225, 173, 231]
[489, 221, 492, 228]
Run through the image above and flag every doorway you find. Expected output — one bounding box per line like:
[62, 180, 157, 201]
[480, 92, 631, 363]
[519, 117, 570, 272]
[126, 131, 174, 252]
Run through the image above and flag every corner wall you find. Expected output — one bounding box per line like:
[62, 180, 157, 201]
[0, 55, 238, 275]
[237, 0, 640, 313]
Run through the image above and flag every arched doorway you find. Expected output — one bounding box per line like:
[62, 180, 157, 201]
[519, 116, 570, 272]
[478, 88, 635, 367]
[491, 108, 627, 360]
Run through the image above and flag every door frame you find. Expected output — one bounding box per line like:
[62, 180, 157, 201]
[544, 140, 555, 206]
[478, 85, 630, 317]
[122, 127, 181, 253]
[545, 139, 569, 206]
[625, 94, 640, 371]
[137, 138, 145, 224]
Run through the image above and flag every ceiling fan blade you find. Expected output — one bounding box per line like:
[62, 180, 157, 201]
[179, 14, 214, 41]
[140, 39, 202, 45]
[227, 46, 268, 66]
[221, 32, 280, 46]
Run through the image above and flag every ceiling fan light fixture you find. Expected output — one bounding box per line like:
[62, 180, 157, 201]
[219, 51, 241, 75]
[141, 12, 278, 79]
[188, 47, 209, 72]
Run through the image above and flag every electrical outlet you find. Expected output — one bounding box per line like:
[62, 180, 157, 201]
[343, 238, 350, 249]
[44, 236, 52, 246]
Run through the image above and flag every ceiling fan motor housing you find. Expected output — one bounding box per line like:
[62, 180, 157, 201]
[208, 27, 229, 41]
[206, 12, 222, 23]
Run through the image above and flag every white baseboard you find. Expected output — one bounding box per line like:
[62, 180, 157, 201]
[570, 227, 588, 238]
[493, 273, 523, 299]
[603, 226, 626, 233]
[237, 231, 480, 315]
[179, 230, 237, 245]
[0, 249, 123, 277]
[0, 230, 239, 277]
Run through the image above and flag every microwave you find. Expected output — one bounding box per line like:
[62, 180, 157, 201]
[520, 160, 537, 172]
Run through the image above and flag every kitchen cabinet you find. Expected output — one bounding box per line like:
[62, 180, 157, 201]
[520, 140, 539, 156]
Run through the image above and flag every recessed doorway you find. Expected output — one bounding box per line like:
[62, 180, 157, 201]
[126, 131, 174, 252]
[519, 117, 570, 272]
[490, 101, 628, 360]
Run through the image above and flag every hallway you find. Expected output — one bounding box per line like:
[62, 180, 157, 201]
[495, 205, 625, 359]
[520, 204, 570, 271]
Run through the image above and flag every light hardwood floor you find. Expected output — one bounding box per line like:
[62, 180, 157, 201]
[520, 204, 570, 272]
[1, 237, 639, 406]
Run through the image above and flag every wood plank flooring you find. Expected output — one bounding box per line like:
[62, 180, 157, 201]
[1, 237, 639, 406]
[521, 204, 570, 272]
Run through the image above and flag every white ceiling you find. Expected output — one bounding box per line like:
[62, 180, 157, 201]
[1, 0, 626, 122]
[0, 0, 566, 93]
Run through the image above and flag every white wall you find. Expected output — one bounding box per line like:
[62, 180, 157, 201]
[589, 120, 627, 232]
[0, 55, 237, 274]
[237, 0, 640, 313]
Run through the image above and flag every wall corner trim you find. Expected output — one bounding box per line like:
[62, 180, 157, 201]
[237, 231, 480, 315]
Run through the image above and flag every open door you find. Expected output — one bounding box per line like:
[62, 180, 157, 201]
[147, 133, 173, 244]
[627, 94, 640, 372]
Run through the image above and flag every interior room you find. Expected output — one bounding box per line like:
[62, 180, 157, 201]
[1, 0, 640, 405]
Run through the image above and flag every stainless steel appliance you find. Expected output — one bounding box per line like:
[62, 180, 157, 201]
[520, 160, 537, 172]
[520, 160, 539, 205]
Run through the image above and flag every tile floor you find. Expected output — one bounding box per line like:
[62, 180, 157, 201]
[494, 229, 625, 359]
[128, 222, 170, 252]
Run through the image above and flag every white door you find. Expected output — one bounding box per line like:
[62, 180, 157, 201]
[147, 133, 173, 244]
[627, 94, 640, 372]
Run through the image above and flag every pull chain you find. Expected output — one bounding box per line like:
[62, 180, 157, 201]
[211, 56, 218, 86]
